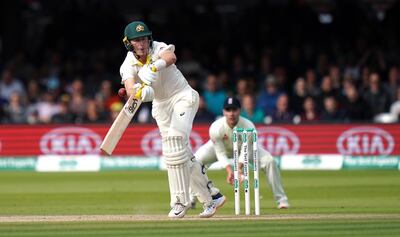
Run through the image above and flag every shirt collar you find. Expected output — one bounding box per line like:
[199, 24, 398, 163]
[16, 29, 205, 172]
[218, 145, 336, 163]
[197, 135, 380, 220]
[131, 54, 152, 67]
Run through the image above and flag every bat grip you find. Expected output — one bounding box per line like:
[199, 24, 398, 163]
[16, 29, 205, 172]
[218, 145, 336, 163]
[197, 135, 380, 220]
[134, 83, 147, 100]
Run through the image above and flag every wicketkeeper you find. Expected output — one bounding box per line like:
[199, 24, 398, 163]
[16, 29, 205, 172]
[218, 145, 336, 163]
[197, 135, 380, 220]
[119, 21, 225, 218]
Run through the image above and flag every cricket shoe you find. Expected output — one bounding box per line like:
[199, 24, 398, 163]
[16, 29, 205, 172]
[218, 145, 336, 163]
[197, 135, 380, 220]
[278, 201, 290, 209]
[168, 203, 188, 218]
[212, 193, 227, 210]
[199, 202, 216, 218]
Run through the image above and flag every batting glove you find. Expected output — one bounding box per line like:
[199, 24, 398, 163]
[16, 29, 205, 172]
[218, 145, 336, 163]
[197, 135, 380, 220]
[138, 65, 158, 85]
[133, 83, 154, 102]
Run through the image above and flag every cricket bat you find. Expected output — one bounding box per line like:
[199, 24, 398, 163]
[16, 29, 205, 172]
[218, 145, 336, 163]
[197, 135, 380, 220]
[100, 93, 142, 155]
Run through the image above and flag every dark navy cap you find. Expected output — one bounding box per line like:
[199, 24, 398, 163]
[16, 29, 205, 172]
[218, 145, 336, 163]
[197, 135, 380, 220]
[223, 96, 241, 109]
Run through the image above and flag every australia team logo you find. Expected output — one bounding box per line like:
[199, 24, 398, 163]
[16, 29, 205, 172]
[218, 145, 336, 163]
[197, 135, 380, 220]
[257, 126, 300, 156]
[141, 129, 203, 156]
[336, 126, 394, 156]
[40, 127, 102, 155]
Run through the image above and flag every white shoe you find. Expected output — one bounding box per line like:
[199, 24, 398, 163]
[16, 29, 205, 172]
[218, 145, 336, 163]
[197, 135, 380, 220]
[278, 201, 290, 209]
[199, 202, 216, 218]
[213, 194, 226, 210]
[168, 203, 188, 218]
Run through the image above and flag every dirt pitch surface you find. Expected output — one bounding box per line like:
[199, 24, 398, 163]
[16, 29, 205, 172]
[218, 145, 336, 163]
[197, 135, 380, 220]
[1, 214, 399, 223]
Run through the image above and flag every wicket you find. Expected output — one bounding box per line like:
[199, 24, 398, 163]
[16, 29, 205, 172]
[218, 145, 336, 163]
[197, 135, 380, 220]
[233, 127, 260, 215]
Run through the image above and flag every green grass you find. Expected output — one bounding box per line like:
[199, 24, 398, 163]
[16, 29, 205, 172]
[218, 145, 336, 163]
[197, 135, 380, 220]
[2, 220, 400, 237]
[0, 170, 399, 236]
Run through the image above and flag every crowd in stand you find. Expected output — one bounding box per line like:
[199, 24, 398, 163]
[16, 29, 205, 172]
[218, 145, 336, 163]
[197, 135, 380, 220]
[0, 1, 399, 124]
[1, 48, 399, 125]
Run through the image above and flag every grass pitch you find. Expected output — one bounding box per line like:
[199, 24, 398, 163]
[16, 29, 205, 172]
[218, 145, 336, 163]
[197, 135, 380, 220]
[0, 170, 399, 236]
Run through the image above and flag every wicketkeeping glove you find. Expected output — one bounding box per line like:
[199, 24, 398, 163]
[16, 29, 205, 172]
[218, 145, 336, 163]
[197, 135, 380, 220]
[138, 65, 158, 85]
[133, 83, 154, 102]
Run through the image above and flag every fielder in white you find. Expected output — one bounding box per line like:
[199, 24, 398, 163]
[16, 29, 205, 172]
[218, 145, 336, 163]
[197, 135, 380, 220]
[191, 96, 289, 209]
[119, 21, 225, 218]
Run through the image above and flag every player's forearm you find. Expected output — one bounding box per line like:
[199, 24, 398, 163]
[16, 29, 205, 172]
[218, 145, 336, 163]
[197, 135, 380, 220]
[215, 154, 230, 168]
[123, 78, 135, 97]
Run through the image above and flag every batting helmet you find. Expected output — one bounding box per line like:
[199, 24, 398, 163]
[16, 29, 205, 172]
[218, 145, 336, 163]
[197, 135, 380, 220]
[123, 21, 152, 51]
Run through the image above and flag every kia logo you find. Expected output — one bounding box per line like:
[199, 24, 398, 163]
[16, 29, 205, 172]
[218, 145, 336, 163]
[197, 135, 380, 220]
[40, 127, 102, 155]
[337, 127, 394, 155]
[257, 126, 300, 156]
[141, 129, 203, 156]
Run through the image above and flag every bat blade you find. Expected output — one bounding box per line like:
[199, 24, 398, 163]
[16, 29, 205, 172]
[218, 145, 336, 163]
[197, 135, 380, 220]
[100, 94, 142, 155]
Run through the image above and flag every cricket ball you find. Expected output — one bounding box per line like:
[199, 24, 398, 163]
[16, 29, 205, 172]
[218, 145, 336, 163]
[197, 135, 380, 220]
[118, 88, 127, 97]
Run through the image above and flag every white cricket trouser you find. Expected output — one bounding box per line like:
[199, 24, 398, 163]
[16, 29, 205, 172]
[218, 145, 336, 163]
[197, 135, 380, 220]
[153, 86, 212, 207]
[195, 140, 288, 204]
[152, 86, 199, 140]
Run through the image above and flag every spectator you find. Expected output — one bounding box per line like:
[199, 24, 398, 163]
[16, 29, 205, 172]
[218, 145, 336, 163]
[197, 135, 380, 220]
[316, 75, 339, 111]
[291, 77, 307, 114]
[235, 77, 251, 100]
[218, 70, 232, 93]
[270, 94, 294, 123]
[82, 99, 108, 123]
[359, 66, 371, 95]
[203, 73, 226, 117]
[342, 83, 371, 121]
[41, 52, 62, 94]
[95, 80, 120, 113]
[240, 94, 265, 123]
[384, 66, 400, 103]
[68, 78, 89, 120]
[26, 79, 41, 104]
[273, 66, 289, 93]
[328, 65, 342, 90]
[304, 68, 320, 97]
[34, 91, 62, 123]
[320, 96, 346, 121]
[194, 95, 215, 123]
[3, 92, 27, 123]
[51, 94, 76, 124]
[0, 67, 25, 102]
[362, 72, 391, 117]
[300, 96, 320, 123]
[256, 75, 282, 116]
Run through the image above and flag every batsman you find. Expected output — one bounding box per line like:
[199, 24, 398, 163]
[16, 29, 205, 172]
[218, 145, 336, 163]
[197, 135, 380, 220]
[119, 21, 225, 218]
[190, 97, 289, 209]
